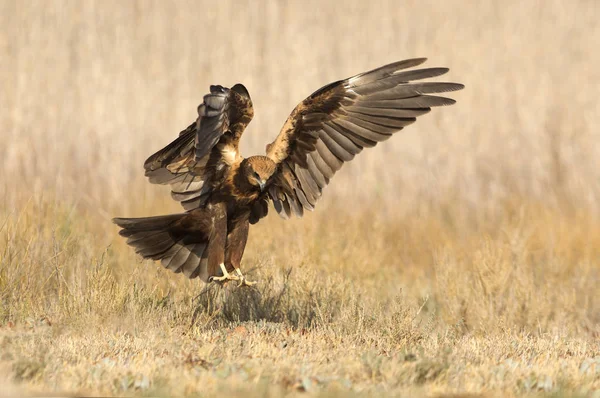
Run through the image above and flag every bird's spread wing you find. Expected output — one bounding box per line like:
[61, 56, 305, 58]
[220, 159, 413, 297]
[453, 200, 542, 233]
[144, 84, 254, 210]
[265, 58, 463, 218]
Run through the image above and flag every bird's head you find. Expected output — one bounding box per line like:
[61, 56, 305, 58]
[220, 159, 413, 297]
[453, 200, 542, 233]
[242, 156, 277, 192]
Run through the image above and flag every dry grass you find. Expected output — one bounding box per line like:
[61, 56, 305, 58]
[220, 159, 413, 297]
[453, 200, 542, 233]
[1, 0, 599, 396]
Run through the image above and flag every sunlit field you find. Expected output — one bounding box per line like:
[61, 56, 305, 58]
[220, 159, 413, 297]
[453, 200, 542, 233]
[1, 1, 599, 396]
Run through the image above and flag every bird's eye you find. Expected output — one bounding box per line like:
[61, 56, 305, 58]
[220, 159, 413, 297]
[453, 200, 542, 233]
[254, 171, 260, 178]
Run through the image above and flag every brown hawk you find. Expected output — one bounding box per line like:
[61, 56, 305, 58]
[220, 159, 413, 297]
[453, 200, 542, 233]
[113, 58, 463, 286]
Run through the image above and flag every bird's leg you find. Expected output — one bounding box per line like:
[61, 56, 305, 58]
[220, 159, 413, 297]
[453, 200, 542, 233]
[209, 263, 240, 285]
[234, 268, 257, 287]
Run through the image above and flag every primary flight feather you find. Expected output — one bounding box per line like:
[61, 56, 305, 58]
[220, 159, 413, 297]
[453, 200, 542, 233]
[113, 58, 464, 286]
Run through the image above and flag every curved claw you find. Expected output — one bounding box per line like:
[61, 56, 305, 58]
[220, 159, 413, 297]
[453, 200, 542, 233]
[237, 278, 257, 287]
[209, 263, 239, 285]
[234, 268, 257, 288]
[209, 274, 239, 284]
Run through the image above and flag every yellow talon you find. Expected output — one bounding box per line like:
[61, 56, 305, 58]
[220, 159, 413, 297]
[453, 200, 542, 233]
[209, 263, 240, 284]
[234, 268, 257, 287]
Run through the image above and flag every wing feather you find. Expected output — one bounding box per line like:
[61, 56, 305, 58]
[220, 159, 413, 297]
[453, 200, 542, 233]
[265, 58, 463, 218]
[143, 84, 253, 210]
[346, 106, 430, 118]
[314, 139, 344, 171]
[294, 166, 320, 206]
[322, 125, 363, 155]
[319, 128, 357, 161]
[305, 154, 328, 189]
[332, 119, 383, 141]
[347, 112, 416, 128]
[310, 150, 335, 180]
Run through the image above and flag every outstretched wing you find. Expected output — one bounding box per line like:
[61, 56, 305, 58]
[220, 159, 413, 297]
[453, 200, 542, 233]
[144, 84, 254, 210]
[265, 58, 463, 218]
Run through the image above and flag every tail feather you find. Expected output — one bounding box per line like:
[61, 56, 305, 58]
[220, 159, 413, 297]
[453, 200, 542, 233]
[112, 213, 211, 281]
[162, 244, 189, 271]
[113, 214, 184, 232]
[126, 230, 172, 247]
[124, 230, 167, 244]
[136, 234, 175, 258]
[184, 244, 209, 278]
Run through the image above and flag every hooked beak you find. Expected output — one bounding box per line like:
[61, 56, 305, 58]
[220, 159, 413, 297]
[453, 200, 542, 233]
[259, 180, 266, 192]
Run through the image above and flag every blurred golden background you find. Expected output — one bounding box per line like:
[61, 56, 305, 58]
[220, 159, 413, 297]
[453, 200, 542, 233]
[1, 1, 599, 395]
[3, 0, 599, 215]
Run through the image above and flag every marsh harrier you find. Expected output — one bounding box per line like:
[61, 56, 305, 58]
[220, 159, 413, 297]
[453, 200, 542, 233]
[113, 58, 463, 286]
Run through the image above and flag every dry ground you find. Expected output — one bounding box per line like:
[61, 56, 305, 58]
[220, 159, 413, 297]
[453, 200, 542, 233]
[1, 0, 599, 396]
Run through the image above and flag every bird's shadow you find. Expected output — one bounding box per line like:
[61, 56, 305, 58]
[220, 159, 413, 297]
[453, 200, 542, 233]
[190, 267, 299, 328]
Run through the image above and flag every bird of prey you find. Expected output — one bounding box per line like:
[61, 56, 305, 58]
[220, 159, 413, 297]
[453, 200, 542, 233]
[113, 58, 463, 286]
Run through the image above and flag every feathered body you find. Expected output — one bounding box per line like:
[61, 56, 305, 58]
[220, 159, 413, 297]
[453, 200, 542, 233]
[113, 59, 463, 284]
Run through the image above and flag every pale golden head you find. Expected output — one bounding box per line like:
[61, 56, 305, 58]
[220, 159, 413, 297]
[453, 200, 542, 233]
[243, 156, 277, 191]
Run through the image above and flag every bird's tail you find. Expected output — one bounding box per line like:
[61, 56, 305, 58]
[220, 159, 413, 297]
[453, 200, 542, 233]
[113, 213, 211, 281]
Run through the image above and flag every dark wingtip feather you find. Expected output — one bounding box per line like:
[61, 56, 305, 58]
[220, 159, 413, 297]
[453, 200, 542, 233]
[378, 58, 429, 72]
[394, 67, 450, 80]
[347, 58, 430, 87]
[231, 83, 251, 99]
[427, 82, 464, 93]
[437, 97, 456, 106]
[398, 57, 428, 67]
[412, 82, 464, 94]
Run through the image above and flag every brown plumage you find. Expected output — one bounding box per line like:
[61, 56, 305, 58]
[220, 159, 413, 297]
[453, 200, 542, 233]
[113, 58, 464, 285]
